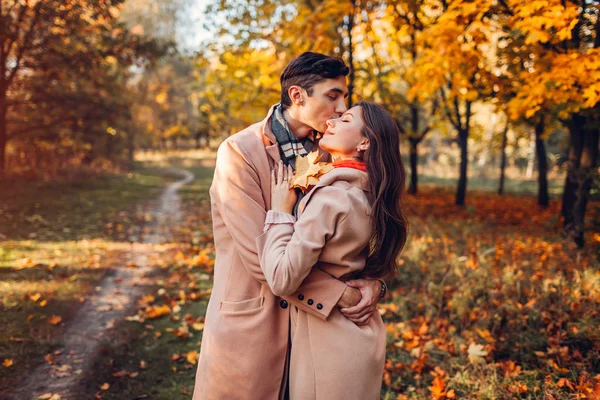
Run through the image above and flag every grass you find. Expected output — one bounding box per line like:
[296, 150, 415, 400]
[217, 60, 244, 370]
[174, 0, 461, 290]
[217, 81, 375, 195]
[85, 161, 600, 399]
[0, 164, 176, 395]
[416, 173, 565, 197]
[0, 164, 174, 241]
[2, 152, 599, 399]
[380, 191, 600, 399]
[76, 160, 216, 399]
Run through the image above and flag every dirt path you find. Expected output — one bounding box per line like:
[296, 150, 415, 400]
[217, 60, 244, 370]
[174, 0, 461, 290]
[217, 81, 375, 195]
[8, 168, 195, 400]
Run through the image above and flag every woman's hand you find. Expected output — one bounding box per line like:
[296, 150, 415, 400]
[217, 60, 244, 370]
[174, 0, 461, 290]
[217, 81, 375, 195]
[271, 161, 297, 214]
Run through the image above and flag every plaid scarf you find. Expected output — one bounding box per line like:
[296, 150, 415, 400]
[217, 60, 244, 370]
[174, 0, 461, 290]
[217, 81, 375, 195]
[271, 104, 314, 169]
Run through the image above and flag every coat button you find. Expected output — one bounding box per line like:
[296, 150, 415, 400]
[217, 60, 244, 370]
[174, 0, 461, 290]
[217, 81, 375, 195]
[280, 300, 288, 309]
[307, 299, 314, 306]
[298, 294, 304, 301]
[317, 303, 323, 310]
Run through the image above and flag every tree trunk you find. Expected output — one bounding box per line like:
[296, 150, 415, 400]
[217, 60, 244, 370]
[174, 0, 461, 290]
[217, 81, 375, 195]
[562, 112, 599, 247]
[562, 115, 583, 227]
[456, 131, 468, 205]
[408, 103, 420, 195]
[498, 122, 509, 195]
[409, 139, 418, 195]
[127, 128, 135, 171]
[0, 92, 7, 177]
[535, 118, 549, 207]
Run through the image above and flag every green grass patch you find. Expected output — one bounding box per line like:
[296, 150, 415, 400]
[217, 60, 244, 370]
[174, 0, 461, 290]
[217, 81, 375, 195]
[0, 164, 180, 395]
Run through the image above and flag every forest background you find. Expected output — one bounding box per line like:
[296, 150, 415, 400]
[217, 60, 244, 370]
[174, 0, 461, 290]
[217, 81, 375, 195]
[1, 0, 599, 399]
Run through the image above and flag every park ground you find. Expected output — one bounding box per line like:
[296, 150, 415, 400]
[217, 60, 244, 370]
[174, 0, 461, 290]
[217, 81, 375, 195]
[1, 152, 599, 400]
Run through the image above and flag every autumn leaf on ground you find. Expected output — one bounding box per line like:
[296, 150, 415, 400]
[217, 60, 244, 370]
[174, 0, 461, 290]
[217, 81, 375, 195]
[289, 151, 333, 193]
[3, 359, 13, 367]
[467, 343, 488, 364]
[186, 350, 198, 365]
[28, 293, 41, 302]
[192, 322, 204, 331]
[429, 375, 455, 399]
[44, 354, 58, 365]
[145, 304, 170, 319]
[100, 382, 110, 390]
[48, 315, 62, 325]
[38, 394, 61, 400]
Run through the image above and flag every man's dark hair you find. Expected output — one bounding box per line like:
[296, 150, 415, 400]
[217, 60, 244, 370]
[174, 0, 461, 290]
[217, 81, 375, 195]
[280, 52, 349, 109]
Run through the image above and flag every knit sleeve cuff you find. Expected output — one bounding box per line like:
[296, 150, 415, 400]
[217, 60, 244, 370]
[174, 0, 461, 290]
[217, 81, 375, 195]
[264, 210, 296, 232]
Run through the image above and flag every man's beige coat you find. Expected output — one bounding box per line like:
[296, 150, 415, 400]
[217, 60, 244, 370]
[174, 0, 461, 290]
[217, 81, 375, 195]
[192, 107, 348, 400]
[256, 168, 386, 400]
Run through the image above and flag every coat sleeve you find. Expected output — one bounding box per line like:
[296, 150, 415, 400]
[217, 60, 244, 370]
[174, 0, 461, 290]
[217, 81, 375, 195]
[212, 139, 347, 319]
[255, 186, 350, 319]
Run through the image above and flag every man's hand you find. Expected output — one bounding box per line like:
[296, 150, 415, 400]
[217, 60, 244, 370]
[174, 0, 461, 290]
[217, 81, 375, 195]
[339, 279, 381, 326]
[337, 286, 362, 308]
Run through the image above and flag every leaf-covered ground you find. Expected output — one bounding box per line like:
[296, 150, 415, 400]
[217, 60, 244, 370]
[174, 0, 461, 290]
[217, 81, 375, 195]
[1, 158, 599, 399]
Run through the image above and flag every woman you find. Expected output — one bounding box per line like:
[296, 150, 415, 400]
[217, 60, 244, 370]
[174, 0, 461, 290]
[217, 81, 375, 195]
[255, 101, 409, 399]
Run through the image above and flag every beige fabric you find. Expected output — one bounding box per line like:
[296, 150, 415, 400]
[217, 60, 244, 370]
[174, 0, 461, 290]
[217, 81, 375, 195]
[256, 168, 386, 400]
[192, 106, 348, 400]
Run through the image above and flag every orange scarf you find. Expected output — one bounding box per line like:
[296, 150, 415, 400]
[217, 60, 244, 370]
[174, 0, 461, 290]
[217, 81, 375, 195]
[332, 160, 367, 172]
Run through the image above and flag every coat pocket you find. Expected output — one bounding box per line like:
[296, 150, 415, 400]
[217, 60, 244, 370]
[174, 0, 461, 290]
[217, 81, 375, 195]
[219, 296, 264, 315]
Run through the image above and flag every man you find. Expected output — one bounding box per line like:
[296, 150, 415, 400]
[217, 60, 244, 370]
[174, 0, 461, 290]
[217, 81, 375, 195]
[193, 52, 385, 400]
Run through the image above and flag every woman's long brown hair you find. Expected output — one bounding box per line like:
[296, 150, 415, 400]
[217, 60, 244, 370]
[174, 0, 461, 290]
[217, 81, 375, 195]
[356, 101, 409, 280]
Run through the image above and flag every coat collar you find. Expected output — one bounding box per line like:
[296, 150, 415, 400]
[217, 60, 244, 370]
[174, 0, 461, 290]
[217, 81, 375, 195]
[298, 168, 370, 214]
[260, 104, 281, 163]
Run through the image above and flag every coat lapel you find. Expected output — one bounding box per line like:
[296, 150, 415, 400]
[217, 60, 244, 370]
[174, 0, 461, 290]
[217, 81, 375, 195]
[260, 105, 282, 166]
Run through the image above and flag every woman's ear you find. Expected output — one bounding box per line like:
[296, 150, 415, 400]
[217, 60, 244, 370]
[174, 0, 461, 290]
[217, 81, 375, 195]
[357, 139, 370, 152]
[288, 86, 305, 106]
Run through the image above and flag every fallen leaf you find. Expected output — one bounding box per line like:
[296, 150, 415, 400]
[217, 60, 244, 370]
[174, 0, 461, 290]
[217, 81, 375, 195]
[192, 322, 204, 331]
[44, 354, 58, 365]
[38, 394, 60, 400]
[467, 343, 488, 365]
[100, 382, 110, 390]
[145, 304, 170, 319]
[186, 350, 198, 365]
[48, 315, 62, 325]
[29, 293, 41, 302]
[3, 359, 13, 367]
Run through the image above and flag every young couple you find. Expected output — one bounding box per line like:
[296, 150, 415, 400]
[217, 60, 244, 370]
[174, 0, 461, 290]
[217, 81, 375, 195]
[193, 52, 408, 400]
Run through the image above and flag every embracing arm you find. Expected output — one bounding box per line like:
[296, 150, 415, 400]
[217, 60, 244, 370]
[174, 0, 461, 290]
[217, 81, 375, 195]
[256, 186, 349, 297]
[213, 139, 348, 317]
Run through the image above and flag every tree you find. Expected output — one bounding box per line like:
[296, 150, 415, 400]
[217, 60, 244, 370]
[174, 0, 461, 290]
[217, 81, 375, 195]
[0, 0, 163, 176]
[408, 0, 497, 205]
[365, 0, 440, 195]
[497, 0, 599, 244]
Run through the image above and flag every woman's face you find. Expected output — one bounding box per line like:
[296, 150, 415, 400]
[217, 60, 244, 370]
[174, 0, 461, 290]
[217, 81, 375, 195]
[319, 106, 368, 159]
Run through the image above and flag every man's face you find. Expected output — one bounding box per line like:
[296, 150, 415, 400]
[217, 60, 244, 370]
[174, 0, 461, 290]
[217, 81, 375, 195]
[298, 76, 349, 133]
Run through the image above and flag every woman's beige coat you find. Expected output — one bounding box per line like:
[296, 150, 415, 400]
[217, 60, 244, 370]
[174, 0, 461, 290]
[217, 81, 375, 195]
[192, 106, 349, 400]
[256, 168, 386, 400]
